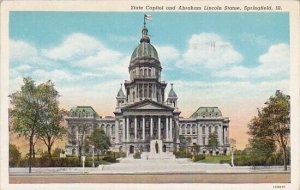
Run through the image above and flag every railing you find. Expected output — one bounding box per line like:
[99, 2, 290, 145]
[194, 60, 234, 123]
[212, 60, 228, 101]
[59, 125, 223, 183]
[133, 75, 157, 79]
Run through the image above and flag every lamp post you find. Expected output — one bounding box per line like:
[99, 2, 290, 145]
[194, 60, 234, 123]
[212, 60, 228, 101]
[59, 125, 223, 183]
[92, 145, 95, 167]
[229, 138, 236, 167]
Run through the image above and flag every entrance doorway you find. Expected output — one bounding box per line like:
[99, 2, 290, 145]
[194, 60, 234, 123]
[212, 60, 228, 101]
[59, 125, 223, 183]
[163, 144, 166, 152]
[129, 145, 134, 154]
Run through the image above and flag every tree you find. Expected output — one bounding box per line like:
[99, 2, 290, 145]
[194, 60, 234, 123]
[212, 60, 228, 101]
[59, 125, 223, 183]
[191, 143, 200, 155]
[179, 136, 191, 155]
[53, 147, 65, 157]
[248, 90, 290, 170]
[87, 128, 111, 161]
[9, 144, 21, 167]
[208, 132, 219, 154]
[37, 81, 66, 158]
[10, 77, 66, 172]
[77, 124, 89, 160]
[10, 77, 42, 173]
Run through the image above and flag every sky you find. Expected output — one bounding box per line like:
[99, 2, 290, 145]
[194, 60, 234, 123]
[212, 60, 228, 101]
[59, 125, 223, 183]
[9, 12, 290, 149]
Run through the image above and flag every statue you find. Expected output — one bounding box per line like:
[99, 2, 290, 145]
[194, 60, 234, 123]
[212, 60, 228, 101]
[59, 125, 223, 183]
[155, 141, 159, 154]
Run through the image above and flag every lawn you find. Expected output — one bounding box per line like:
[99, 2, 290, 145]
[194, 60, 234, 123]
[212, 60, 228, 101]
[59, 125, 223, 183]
[198, 155, 231, 164]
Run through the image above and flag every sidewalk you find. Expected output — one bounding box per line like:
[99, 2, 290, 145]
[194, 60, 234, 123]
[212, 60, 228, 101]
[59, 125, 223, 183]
[9, 158, 290, 175]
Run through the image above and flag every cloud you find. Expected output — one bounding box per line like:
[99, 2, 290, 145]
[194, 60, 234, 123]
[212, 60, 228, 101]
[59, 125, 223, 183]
[15, 64, 32, 72]
[177, 33, 243, 69]
[155, 45, 180, 69]
[239, 33, 269, 47]
[257, 43, 289, 75]
[10, 40, 52, 66]
[215, 43, 289, 79]
[32, 69, 76, 82]
[42, 33, 103, 61]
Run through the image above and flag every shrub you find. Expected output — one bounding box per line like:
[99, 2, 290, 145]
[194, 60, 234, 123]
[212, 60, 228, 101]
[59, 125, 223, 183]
[114, 151, 126, 158]
[192, 154, 205, 162]
[102, 156, 117, 163]
[174, 150, 192, 158]
[9, 144, 22, 167]
[219, 159, 231, 164]
[52, 148, 65, 157]
[133, 152, 141, 159]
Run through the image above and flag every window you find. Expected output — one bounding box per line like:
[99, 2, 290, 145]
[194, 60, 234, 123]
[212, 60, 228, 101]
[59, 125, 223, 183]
[182, 126, 185, 134]
[149, 84, 152, 98]
[192, 125, 196, 134]
[202, 126, 205, 134]
[187, 125, 191, 134]
[140, 68, 143, 76]
[202, 137, 205, 145]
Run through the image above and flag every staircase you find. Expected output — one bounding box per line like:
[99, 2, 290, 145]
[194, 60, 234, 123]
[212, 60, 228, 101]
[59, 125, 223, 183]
[141, 152, 175, 160]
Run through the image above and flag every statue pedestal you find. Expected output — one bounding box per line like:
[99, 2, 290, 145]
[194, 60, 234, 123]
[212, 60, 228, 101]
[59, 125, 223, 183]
[150, 140, 162, 154]
[141, 140, 175, 160]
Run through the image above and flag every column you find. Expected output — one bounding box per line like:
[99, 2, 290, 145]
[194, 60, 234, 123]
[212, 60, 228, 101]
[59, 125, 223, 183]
[142, 83, 144, 99]
[198, 124, 202, 145]
[166, 117, 169, 140]
[226, 127, 229, 144]
[115, 120, 119, 143]
[226, 126, 229, 144]
[205, 125, 209, 145]
[218, 125, 223, 146]
[170, 117, 173, 140]
[104, 125, 107, 134]
[110, 125, 112, 137]
[158, 117, 161, 139]
[150, 116, 153, 139]
[142, 116, 145, 140]
[126, 117, 129, 141]
[122, 119, 125, 142]
[179, 125, 182, 135]
[134, 116, 137, 141]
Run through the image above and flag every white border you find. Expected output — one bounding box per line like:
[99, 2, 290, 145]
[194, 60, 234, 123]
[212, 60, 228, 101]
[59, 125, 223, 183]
[1, 1, 299, 190]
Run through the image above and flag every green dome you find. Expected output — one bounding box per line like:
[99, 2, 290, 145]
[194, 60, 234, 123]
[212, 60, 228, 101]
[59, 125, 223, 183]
[130, 42, 159, 62]
[168, 84, 177, 98]
[117, 87, 125, 98]
[190, 107, 222, 118]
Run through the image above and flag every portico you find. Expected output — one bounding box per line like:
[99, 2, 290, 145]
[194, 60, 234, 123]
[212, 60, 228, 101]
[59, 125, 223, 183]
[114, 98, 180, 154]
[122, 115, 174, 142]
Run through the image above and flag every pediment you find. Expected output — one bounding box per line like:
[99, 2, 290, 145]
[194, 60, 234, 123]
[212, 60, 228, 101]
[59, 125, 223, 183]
[135, 103, 165, 110]
[123, 99, 173, 111]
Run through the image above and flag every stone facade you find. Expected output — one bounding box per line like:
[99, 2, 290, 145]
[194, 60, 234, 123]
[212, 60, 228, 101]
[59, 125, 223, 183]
[65, 25, 230, 156]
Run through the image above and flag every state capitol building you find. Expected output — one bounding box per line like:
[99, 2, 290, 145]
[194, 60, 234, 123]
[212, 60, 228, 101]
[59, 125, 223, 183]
[65, 23, 230, 157]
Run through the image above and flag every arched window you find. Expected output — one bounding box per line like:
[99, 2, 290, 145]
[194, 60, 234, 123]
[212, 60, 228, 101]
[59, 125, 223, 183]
[192, 125, 196, 134]
[111, 125, 115, 136]
[187, 124, 191, 134]
[101, 124, 105, 132]
[140, 68, 143, 76]
[182, 125, 185, 134]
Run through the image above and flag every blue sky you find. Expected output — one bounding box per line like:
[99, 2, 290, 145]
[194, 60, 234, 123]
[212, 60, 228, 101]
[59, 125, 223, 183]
[9, 12, 290, 148]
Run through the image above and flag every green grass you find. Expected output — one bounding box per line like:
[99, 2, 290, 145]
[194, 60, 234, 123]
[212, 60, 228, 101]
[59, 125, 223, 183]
[197, 155, 230, 163]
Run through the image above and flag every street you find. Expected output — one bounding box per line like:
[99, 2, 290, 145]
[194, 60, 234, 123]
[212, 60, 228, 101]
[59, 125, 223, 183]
[10, 173, 290, 183]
